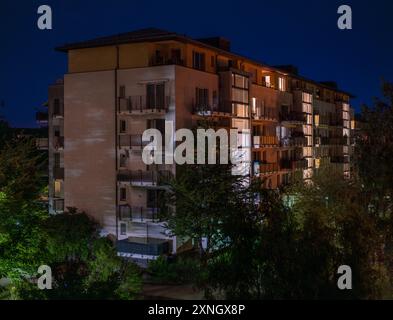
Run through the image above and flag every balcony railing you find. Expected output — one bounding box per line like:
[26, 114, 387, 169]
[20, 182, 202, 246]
[118, 134, 152, 148]
[192, 102, 224, 115]
[36, 111, 48, 123]
[330, 156, 350, 164]
[119, 205, 160, 222]
[280, 136, 307, 147]
[53, 198, 64, 212]
[253, 135, 278, 147]
[53, 167, 64, 180]
[36, 138, 48, 150]
[118, 96, 170, 113]
[149, 56, 185, 67]
[252, 106, 278, 121]
[117, 170, 172, 186]
[279, 112, 306, 123]
[329, 137, 349, 145]
[279, 158, 308, 170]
[329, 118, 344, 127]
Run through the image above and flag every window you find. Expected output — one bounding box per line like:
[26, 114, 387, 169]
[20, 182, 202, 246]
[53, 99, 62, 116]
[278, 77, 286, 92]
[170, 49, 181, 64]
[212, 90, 218, 106]
[263, 75, 271, 87]
[119, 85, 126, 98]
[232, 103, 248, 117]
[232, 74, 248, 89]
[195, 88, 209, 108]
[146, 83, 165, 109]
[147, 190, 159, 208]
[119, 120, 127, 133]
[120, 223, 126, 235]
[54, 180, 62, 197]
[232, 88, 248, 103]
[192, 51, 205, 71]
[120, 187, 127, 201]
[54, 153, 60, 168]
[211, 56, 215, 68]
[120, 153, 128, 168]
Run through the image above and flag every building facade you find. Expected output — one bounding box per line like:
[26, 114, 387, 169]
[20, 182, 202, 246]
[47, 28, 353, 259]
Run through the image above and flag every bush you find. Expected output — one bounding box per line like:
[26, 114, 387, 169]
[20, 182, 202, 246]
[148, 256, 201, 284]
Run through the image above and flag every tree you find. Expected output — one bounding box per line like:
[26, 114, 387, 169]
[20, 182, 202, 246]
[164, 159, 392, 299]
[34, 209, 142, 300]
[0, 136, 48, 280]
[163, 162, 244, 259]
[354, 81, 393, 210]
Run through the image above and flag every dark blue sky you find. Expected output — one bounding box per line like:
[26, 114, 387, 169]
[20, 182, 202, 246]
[1, 0, 392, 128]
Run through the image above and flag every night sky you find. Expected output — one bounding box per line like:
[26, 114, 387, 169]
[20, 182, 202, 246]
[1, 0, 392, 128]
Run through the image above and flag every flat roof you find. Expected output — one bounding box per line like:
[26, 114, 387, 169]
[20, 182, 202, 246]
[56, 27, 353, 97]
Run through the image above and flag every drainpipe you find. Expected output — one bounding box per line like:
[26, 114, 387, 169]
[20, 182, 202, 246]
[115, 45, 119, 240]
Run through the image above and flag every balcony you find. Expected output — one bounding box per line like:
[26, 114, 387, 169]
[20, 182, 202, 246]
[330, 156, 350, 164]
[53, 104, 64, 118]
[118, 95, 170, 114]
[193, 103, 218, 115]
[53, 198, 64, 212]
[254, 162, 279, 175]
[279, 158, 308, 171]
[149, 55, 185, 67]
[280, 136, 307, 147]
[279, 112, 305, 126]
[117, 170, 172, 187]
[329, 118, 344, 127]
[329, 137, 349, 145]
[36, 138, 48, 150]
[253, 135, 278, 148]
[36, 111, 48, 124]
[53, 167, 64, 180]
[252, 106, 278, 121]
[53, 136, 64, 150]
[118, 134, 151, 149]
[119, 205, 160, 222]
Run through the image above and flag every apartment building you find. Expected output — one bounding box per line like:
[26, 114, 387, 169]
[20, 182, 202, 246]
[48, 28, 353, 259]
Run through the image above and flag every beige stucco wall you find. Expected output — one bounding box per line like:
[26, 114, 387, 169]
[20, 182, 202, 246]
[64, 70, 117, 235]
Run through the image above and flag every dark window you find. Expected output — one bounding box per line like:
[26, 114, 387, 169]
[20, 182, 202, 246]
[146, 83, 165, 109]
[53, 99, 62, 116]
[54, 153, 60, 168]
[154, 50, 164, 65]
[147, 190, 158, 208]
[120, 223, 126, 235]
[120, 187, 127, 201]
[211, 56, 215, 68]
[170, 49, 182, 64]
[195, 88, 209, 107]
[192, 51, 205, 71]
[120, 120, 127, 133]
[119, 85, 126, 98]
[120, 153, 127, 167]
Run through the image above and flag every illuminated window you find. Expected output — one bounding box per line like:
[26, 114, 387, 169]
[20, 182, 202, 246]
[54, 180, 62, 197]
[314, 114, 320, 126]
[263, 75, 271, 87]
[278, 77, 286, 92]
